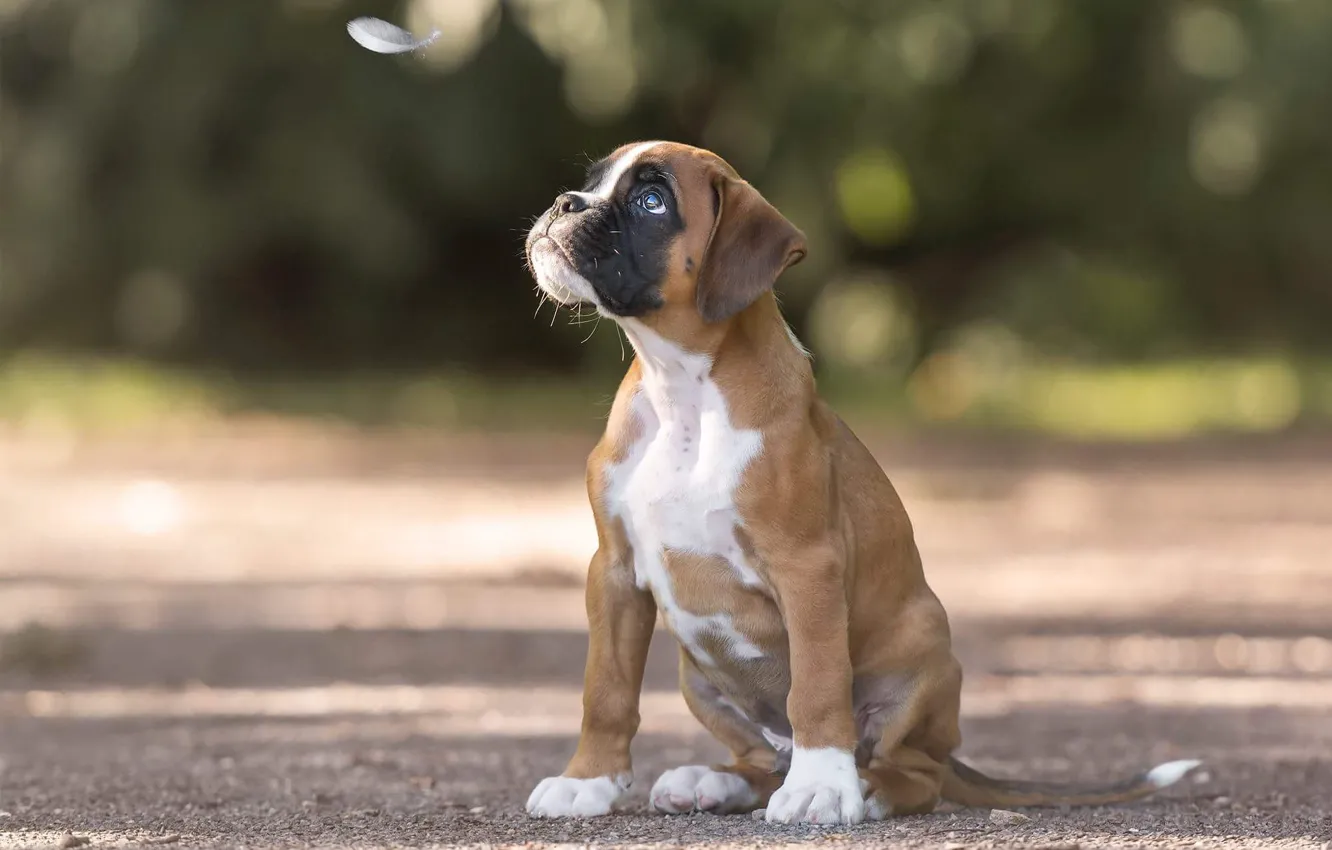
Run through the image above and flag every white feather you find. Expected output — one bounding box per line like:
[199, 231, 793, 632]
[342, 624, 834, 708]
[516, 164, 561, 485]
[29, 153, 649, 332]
[1146, 759, 1202, 788]
[346, 17, 441, 54]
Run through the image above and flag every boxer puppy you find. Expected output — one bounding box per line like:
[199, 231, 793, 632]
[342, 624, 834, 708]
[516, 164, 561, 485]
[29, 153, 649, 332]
[522, 141, 1200, 824]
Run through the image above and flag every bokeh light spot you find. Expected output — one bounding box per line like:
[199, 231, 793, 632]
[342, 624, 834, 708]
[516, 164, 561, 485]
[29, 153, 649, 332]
[1171, 5, 1249, 79]
[908, 352, 976, 420]
[1190, 98, 1264, 196]
[808, 274, 917, 371]
[899, 9, 974, 84]
[835, 148, 916, 247]
[564, 48, 638, 122]
[520, 0, 609, 57]
[1291, 637, 1332, 673]
[70, 0, 142, 77]
[411, 0, 500, 72]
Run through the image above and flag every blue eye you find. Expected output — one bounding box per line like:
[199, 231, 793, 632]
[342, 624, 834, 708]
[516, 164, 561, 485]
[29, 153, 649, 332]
[640, 189, 666, 214]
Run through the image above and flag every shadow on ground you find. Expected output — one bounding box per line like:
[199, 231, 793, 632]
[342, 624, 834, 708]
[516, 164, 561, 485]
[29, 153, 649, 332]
[3, 607, 1329, 691]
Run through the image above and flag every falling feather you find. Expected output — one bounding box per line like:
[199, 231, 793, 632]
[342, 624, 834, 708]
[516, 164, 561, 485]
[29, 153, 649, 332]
[346, 17, 441, 54]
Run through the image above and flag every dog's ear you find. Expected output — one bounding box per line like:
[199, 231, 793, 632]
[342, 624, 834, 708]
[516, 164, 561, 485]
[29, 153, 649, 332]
[695, 172, 807, 324]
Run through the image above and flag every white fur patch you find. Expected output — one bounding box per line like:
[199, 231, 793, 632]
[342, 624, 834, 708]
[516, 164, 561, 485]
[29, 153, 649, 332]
[765, 747, 865, 825]
[604, 322, 766, 666]
[1147, 759, 1202, 788]
[650, 765, 758, 815]
[593, 141, 663, 199]
[760, 726, 795, 753]
[528, 240, 596, 306]
[526, 773, 630, 818]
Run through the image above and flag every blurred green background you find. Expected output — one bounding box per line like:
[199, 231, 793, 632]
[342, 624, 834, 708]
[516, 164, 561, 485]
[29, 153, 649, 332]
[3, 0, 1331, 440]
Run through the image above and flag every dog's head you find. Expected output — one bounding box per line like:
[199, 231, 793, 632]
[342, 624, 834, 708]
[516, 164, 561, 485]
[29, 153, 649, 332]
[525, 142, 806, 336]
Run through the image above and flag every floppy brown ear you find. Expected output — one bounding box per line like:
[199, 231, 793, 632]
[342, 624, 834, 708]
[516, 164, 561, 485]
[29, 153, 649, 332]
[695, 173, 807, 324]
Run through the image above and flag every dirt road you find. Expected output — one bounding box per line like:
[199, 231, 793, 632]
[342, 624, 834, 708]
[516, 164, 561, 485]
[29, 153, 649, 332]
[1, 429, 1329, 848]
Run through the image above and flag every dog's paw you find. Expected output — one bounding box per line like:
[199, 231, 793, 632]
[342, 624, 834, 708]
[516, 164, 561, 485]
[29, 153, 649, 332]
[765, 748, 865, 825]
[526, 774, 629, 818]
[650, 765, 758, 815]
[863, 788, 892, 821]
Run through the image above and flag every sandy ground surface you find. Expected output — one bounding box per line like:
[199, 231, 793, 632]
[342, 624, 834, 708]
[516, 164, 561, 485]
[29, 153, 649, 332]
[1, 428, 1330, 849]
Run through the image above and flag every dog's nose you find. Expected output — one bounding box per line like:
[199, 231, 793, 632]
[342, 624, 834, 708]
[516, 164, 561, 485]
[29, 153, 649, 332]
[555, 192, 589, 215]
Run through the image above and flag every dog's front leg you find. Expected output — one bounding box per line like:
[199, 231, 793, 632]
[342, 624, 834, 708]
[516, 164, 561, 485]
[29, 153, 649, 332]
[764, 544, 865, 825]
[527, 546, 656, 818]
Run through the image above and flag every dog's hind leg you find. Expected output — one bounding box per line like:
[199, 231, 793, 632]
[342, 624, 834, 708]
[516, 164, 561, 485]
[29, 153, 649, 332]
[857, 657, 963, 818]
[649, 650, 784, 815]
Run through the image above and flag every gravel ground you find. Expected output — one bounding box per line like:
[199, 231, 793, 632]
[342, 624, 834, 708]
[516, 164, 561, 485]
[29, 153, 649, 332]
[1, 430, 1330, 849]
[1, 701, 1328, 849]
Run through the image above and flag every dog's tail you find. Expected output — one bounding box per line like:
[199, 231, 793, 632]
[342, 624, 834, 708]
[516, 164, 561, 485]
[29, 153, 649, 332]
[941, 756, 1201, 809]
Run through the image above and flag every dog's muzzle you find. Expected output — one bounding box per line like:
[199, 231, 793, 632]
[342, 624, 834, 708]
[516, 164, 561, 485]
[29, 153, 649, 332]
[526, 208, 598, 307]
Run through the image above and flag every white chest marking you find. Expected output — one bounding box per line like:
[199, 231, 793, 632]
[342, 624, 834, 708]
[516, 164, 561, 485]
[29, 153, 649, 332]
[605, 323, 765, 665]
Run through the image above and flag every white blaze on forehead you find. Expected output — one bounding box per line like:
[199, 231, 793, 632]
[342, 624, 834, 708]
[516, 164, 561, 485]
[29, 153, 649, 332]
[592, 141, 664, 200]
[560, 141, 663, 215]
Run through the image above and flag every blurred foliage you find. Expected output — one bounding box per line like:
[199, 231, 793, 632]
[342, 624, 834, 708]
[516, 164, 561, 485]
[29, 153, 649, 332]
[0, 353, 612, 433]
[2, 352, 1329, 440]
[2, 0, 1332, 434]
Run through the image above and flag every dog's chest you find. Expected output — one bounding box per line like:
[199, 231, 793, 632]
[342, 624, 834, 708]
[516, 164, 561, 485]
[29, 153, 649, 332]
[603, 354, 766, 663]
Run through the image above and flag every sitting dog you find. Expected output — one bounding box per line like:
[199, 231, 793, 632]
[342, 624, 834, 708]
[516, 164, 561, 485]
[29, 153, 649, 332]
[522, 141, 1199, 824]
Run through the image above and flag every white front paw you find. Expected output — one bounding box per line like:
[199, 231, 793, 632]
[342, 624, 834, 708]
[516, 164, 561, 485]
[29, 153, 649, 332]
[650, 765, 758, 814]
[526, 774, 629, 818]
[765, 748, 865, 825]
